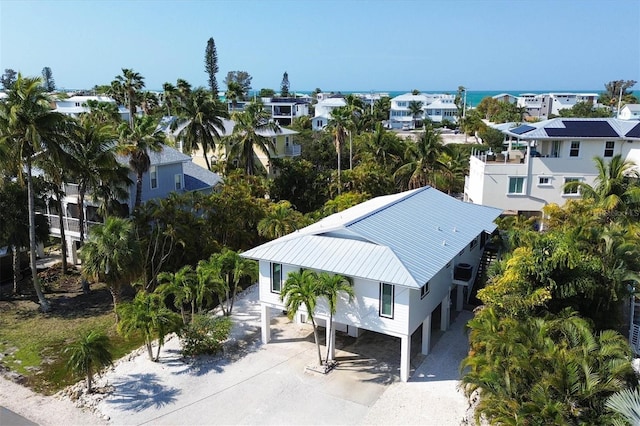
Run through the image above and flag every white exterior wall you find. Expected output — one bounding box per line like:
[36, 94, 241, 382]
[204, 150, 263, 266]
[258, 261, 410, 337]
[465, 139, 638, 212]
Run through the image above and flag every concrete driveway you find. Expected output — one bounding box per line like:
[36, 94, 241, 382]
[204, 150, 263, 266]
[95, 286, 471, 425]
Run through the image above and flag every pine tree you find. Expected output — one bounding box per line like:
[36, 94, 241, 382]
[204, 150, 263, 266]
[205, 37, 219, 96]
[280, 71, 290, 97]
[41, 67, 55, 92]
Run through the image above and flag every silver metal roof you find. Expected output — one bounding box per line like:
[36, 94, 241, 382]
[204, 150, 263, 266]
[242, 187, 502, 288]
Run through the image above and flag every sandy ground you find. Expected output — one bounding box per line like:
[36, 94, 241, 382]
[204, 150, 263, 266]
[0, 284, 472, 425]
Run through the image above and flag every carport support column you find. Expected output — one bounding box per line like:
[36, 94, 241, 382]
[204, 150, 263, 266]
[441, 292, 450, 331]
[261, 304, 271, 344]
[400, 335, 410, 382]
[422, 314, 431, 355]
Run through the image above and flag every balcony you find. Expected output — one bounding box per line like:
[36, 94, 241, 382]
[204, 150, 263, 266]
[44, 213, 101, 240]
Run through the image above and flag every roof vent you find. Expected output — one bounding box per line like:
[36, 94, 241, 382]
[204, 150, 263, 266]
[436, 226, 441, 231]
[453, 226, 457, 232]
[442, 240, 446, 246]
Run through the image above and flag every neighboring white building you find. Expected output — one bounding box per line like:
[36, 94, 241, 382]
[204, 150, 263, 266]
[312, 97, 347, 130]
[516, 92, 600, 120]
[241, 186, 501, 382]
[54, 95, 131, 122]
[388, 93, 458, 129]
[261, 97, 310, 126]
[619, 104, 640, 121]
[463, 118, 640, 214]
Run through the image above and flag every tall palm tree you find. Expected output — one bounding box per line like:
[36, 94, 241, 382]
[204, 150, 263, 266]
[64, 330, 113, 392]
[174, 88, 228, 170]
[394, 124, 448, 190]
[113, 68, 145, 129]
[80, 217, 141, 320]
[316, 272, 353, 362]
[117, 115, 165, 209]
[67, 121, 121, 243]
[229, 101, 279, 176]
[0, 74, 71, 312]
[327, 106, 351, 193]
[281, 269, 323, 366]
[359, 122, 403, 171]
[92, 164, 132, 221]
[162, 82, 178, 116]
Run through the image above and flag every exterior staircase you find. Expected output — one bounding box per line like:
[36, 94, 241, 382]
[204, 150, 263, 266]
[467, 243, 499, 305]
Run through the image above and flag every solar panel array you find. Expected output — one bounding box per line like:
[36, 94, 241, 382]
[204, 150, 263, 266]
[626, 122, 640, 138]
[510, 125, 536, 135]
[546, 120, 618, 138]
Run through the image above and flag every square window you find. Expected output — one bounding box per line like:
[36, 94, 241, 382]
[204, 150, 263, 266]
[564, 178, 580, 195]
[150, 166, 158, 189]
[569, 141, 580, 157]
[421, 282, 430, 299]
[508, 177, 525, 194]
[379, 283, 394, 318]
[271, 263, 282, 293]
[604, 141, 614, 157]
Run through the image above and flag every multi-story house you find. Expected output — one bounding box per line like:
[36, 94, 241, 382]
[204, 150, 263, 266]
[54, 95, 131, 122]
[312, 97, 346, 130]
[388, 93, 458, 129]
[169, 117, 301, 177]
[43, 145, 222, 264]
[517, 92, 600, 120]
[463, 118, 640, 215]
[226, 97, 310, 126]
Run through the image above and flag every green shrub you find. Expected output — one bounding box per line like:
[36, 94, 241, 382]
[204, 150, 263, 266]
[180, 314, 232, 357]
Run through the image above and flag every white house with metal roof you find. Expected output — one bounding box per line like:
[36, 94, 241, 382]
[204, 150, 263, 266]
[464, 118, 640, 214]
[241, 186, 501, 382]
[389, 93, 458, 129]
[54, 95, 131, 122]
[619, 104, 640, 121]
[312, 97, 347, 130]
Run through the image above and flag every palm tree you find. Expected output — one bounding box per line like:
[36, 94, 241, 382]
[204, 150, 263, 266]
[281, 270, 323, 366]
[67, 121, 121, 243]
[174, 88, 228, 170]
[117, 115, 165, 209]
[407, 100, 424, 129]
[564, 155, 640, 223]
[327, 106, 351, 193]
[92, 164, 132, 221]
[156, 265, 196, 325]
[0, 74, 71, 312]
[257, 200, 301, 240]
[113, 68, 145, 129]
[64, 330, 113, 392]
[606, 388, 640, 426]
[117, 291, 183, 361]
[205, 249, 258, 315]
[225, 81, 243, 112]
[229, 101, 279, 176]
[359, 122, 403, 171]
[316, 272, 353, 362]
[80, 217, 141, 320]
[162, 82, 178, 116]
[394, 124, 448, 190]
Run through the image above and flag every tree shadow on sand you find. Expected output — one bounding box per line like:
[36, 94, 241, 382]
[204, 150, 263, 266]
[105, 373, 181, 412]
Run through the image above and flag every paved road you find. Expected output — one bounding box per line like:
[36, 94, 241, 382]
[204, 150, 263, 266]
[0, 406, 38, 426]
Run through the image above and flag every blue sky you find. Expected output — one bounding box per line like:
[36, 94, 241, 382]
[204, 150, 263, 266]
[1, 0, 639, 92]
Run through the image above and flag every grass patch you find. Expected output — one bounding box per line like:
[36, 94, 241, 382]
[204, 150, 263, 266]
[0, 282, 146, 395]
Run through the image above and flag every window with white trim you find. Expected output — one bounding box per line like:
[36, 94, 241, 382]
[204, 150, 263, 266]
[538, 176, 551, 185]
[569, 141, 580, 157]
[508, 177, 525, 194]
[150, 166, 158, 189]
[604, 141, 615, 157]
[563, 177, 580, 195]
[379, 283, 394, 318]
[271, 263, 282, 293]
[174, 174, 182, 190]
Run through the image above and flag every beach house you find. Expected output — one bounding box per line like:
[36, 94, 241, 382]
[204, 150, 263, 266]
[43, 145, 222, 264]
[312, 96, 347, 130]
[241, 186, 501, 381]
[463, 118, 640, 215]
[388, 93, 458, 129]
[54, 95, 131, 122]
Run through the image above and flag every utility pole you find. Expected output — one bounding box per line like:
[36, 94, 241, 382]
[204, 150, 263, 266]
[463, 88, 467, 143]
